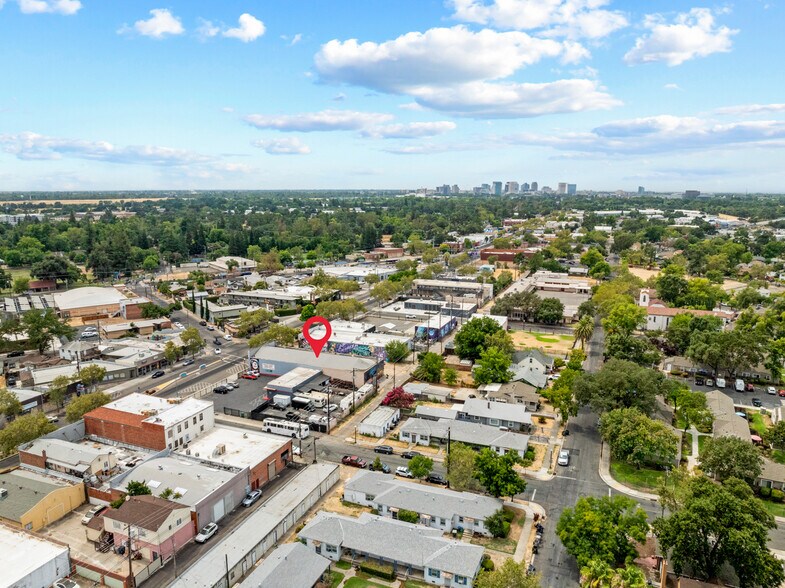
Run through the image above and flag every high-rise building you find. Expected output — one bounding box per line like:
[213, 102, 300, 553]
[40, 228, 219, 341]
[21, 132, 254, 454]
[567, 183, 577, 195]
[481, 183, 491, 195]
[557, 182, 568, 194]
[492, 181, 503, 196]
[505, 181, 519, 194]
[531, 181, 538, 192]
[521, 182, 530, 192]
[436, 184, 451, 195]
[638, 186, 645, 195]
[451, 184, 460, 194]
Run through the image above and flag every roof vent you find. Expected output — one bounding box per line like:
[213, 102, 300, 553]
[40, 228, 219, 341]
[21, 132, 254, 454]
[0, 488, 7, 500]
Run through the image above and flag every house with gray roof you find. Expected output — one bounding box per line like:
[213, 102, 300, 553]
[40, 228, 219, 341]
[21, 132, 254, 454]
[414, 405, 459, 421]
[508, 349, 553, 389]
[0, 469, 85, 531]
[19, 438, 118, 480]
[704, 390, 751, 442]
[238, 542, 330, 588]
[298, 511, 484, 586]
[399, 417, 530, 457]
[344, 470, 502, 536]
[479, 382, 540, 412]
[457, 398, 532, 431]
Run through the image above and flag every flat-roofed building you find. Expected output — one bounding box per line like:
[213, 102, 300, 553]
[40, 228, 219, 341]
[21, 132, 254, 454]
[84, 393, 214, 451]
[0, 523, 71, 588]
[358, 407, 400, 437]
[400, 417, 530, 457]
[53, 286, 147, 319]
[412, 279, 493, 304]
[306, 323, 412, 360]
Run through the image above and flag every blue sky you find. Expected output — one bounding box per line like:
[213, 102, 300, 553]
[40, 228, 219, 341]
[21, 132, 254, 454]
[1, 0, 783, 192]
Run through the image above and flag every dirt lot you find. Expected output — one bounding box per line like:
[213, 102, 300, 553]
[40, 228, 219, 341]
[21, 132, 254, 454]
[628, 267, 660, 281]
[510, 330, 573, 356]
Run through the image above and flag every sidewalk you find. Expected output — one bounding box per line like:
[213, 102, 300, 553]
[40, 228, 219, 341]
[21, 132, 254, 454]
[598, 442, 659, 502]
[686, 426, 700, 471]
[506, 498, 547, 564]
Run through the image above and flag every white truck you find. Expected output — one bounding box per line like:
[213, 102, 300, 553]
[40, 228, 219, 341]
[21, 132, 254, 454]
[716, 377, 726, 389]
[735, 378, 745, 392]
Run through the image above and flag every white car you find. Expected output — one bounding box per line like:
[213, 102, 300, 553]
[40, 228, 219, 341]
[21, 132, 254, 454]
[195, 522, 218, 543]
[322, 403, 339, 414]
[557, 450, 570, 466]
[54, 579, 80, 588]
[175, 322, 185, 329]
[395, 466, 414, 478]
[47, 415, 59, 423]
[81, 505, 106, 525]
[214, 348, 222, 355]
[224, 334, 232, 341]
[768, 386, 777, 395]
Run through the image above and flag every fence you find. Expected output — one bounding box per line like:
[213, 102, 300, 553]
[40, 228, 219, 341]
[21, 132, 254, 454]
[175, 364, 247, 400]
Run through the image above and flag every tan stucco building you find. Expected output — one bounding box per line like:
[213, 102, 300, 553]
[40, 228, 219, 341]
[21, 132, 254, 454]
[0, 469, 85, 531]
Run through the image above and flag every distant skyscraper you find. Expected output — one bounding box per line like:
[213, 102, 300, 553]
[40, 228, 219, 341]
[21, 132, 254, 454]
[531, 181, 538, 192]
[492, 181, 503, 196]
[567, 183, 577, 195]
[481, 183, 491, 195]
[505, 181, 519, 194]
[638, 186, 645, 195]
[436, 184, 450, 195]
[558, 182, 568, 194]
[522, 182, 530, 192]
[451, 184, 460, 194]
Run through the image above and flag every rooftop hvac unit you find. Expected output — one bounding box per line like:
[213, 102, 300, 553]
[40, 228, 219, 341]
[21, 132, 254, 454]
[215, 443, 226, 455]
[0, 488, 7, 500]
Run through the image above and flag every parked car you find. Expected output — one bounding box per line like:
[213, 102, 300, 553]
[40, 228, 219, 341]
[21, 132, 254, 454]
[768, 386, 777, 395]
[374, 445, 394, 455]
[47, 415, 59, 423]
[195, 522, 218, 543]
[151, 370, 165, 379]
[401, 451, 421, 460]
[199, 320, 207, 326]
[6, 350, 24, 357]
[705, 378, 714, 387]
[224, 334, 232, 341]
[241, 372, 259, 380]
[395, 466, 414, 478]
[369, 461, 390, 473]
[242, 489, 263, 507]
[557, 450, 570, 466]
[213, 385, 229, 394]
[752, 397, 763, 407]
[746, 383, 756, 392]
[716, 377, 726, 388]
[213, 339, 223, 346]
[206, 325, 215, 331]
[779, 389, 785, 398]
[426, 473, 447, 485]
[322, 403, 339, 414]
[81, 505, 107, 525]
[695, 376, 705, 386]
[80, 331, 97, 338]
[175, 322, 184, 329]
[214, 348, 222, 355]
[5, 376, 16, 386]
[341, 455, 367, 468]
[54, 579, 80, 588]
[182, 359, 195, 367]
[226, 381, 239, 389]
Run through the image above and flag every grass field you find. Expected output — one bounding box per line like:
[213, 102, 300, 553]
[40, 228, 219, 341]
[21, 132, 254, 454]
[609, 460, 665, 492]
[329, 571, 345, 588]
[335, 561, 352, 570]
[697, 435, 711, 456]
[471, 535, 518, 554]
[510, 329, 575, 354]
[761, 499, 785, 518]
[749, 411, 770, 437]
[344, 577, 389, 588]
[682, 432, 693, 457]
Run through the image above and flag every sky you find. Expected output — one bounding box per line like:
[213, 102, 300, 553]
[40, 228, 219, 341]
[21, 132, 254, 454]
[0, 0, 784, 192]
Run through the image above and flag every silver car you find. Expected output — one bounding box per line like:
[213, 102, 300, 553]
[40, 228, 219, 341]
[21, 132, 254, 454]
[195, 522, 218, 543]
[557, 450, 570, 466]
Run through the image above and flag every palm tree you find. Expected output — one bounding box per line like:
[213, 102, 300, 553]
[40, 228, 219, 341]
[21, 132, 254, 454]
[580, 559, 614, 587]
[611, 565, 646, 588]
[573, 315, 595, 349]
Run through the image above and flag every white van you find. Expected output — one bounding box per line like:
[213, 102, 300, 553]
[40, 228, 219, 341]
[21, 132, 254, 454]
[716, 377, 726, 389]
[735, 379, 745, 392]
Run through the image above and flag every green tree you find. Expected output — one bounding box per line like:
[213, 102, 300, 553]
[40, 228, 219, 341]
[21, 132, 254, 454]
[443, 367, 459, 386]
[48, 375, 71, 409]
[384, 340, 410, 364]
[0, 268, 11, 291]
[126, 480, 153, 496]
[601, 302, 645, 337]
[65, 392, 110, 422]
[603, 332, 662, 367]
[656, 270, 689, 305]
[164, 340, 180, 365]
[142, 254, 160, 272]
[408, 455, 434, 479]
[0, 388, 23, 419]
[475, 558, 542, 588]
[580, 560, 646, 588]
[580, 248, 605, 270]
[600, 408, 679, 468]
[589, 261, 612, 279]
[248, 324, 299, 348]
[573, 315, 594, 349]
[764, 420, 785, 450]
[699, 436, 763, 484]
[665, 313, 722, 356]
[234, 308, 274, 337]
[413, 352, 445, 383]
[22, 308, 76, 353]
[484, 330, 515, 357]
[557, 495, 648, 567]
[473, 347, 513, 385]
[181, 326, 206, 357]
[573, 359, 667, 415]
[314, 299, 365, 320]
[454, 317, 505, 361]
[30, 254, 82, 285]
[76, 364, 107, 390]
[397, 509, 420, 524]
[535, 298, 564, 324]
[12, 276, 30, 294]
[473, 448, 527, 498]
[299, 304, 316, 321]
[653, 476, 784, 588]
[671, 386, 713, 432]
[446, 442, 483, 491]
[0, 412, 57, 457]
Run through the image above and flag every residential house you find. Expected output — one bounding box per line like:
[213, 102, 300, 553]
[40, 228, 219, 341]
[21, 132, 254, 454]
[299, 512, 485, 587]
[757, 459, 785, 492]
[399, 418, 530, 457]
[457, 398, 532, 432]
[344, 470, 502, 536]
[704, 390, 751, 441]
[358, 407, 400, 438]
[480, 381, 540, 412]
[102, 495, 194, 561]
[403, 382, 453, 403]
[509, 350, 552, 389]
[19, 438, 118, 480]
[238, 543, 331, 588]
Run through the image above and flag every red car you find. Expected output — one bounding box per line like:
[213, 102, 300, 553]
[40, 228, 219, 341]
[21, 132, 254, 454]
[341, 455, 367, 468]
[778, 390, 785, 398]
[240, 372, 259, 380]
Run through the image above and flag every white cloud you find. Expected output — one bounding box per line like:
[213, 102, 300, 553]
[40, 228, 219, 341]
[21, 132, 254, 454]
[122, 8, 185, 39]
[501, 114, 785, 155]
[399, 102, 425, 111]
[714, 103, 785, 116]
[624, 8, 737, 66]
[221, 106, 235, 113]
[244, 110, 394, 132]
[664, 83, 680, 90]
[289, 33, 303, 45]
[0, 131, 215, 165]
[17, 0, 81, 15]
[361, 121, 457, 139]
[314, 25, 618, 119]
[223, 13, 265, 42]
[413, 79, 620, 118]
[252, 137, 311, 155]
[196, 18, 220, 40]
[449, 0, 627, 39]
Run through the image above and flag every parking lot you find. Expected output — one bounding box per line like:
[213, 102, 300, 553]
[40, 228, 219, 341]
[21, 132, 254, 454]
[671, 375, 785, 410]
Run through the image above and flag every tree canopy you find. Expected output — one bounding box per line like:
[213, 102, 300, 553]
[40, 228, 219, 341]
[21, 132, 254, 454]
[600, 408, 679, 469]
[573, 358, 669, 415]
[454, 317, 506, 361]
[473, 448, 527, 498]
[65, 392, 110, 423]
[699, 436, 763, 484]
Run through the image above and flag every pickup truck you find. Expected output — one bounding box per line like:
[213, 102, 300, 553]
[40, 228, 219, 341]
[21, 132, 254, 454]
[341, 455, 367, 468]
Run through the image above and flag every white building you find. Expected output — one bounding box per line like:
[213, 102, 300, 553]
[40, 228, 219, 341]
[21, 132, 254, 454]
[358, 406, 400, 437]
[209, 256, 257, 272]
[0, 524, 71, 588]
[638, 288, 735, 331]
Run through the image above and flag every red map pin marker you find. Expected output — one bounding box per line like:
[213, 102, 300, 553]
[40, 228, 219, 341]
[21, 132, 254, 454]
[303, 316, 332, 358]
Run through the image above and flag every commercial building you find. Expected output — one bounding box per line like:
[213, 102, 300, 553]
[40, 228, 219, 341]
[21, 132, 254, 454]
[401, 417, 530, 457]
[480, 248, 538, 263]
[53, 286, 149, 320]
[209, 256, 257, 273]
[415, 315, 458, 342]
[251, 345, 384, 388]
[238, 543, 331, 588]
[320, 265, 397, 283]
[264, 367, 329, 396]
[102, 495, 194, 562]
[24, 360, 134, 390]
[8, 387, 45, 413]
[412, 279, 493, 304]
[344, 470, 502, 536]
[0, 469, 85, 531]
[306, 322, 412, 360]
[358, 406, 400, 437]
[223, 286, 320, 309]
[19, 438, 118, 480]
[100, 318, 172, 339]
[0, 523, 71, 588]
[403, 298, 478, 318]
[84, 393, 215, 451]
[299, 512, 484, 586]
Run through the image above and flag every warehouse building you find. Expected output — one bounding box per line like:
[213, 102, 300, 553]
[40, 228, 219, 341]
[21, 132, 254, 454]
[0, 524, 71, 588]
[358, 406, 400, 437]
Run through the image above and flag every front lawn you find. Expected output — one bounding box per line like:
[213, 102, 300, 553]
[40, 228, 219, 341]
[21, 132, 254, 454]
[697, 435, 711, 456]
[329, 571, 345, 588]
[682, 432, 693, 457]
[344, 577, 390, 588]
[749, 411, 769, 437]
[471, 535, 518, 554]
[335, 560, 352, 570]
[609, 460, 665, 492]
[761, 498, 785, 518]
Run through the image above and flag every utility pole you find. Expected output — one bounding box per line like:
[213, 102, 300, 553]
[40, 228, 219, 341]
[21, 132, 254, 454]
[127, 522, 135, 588]
[312, 436, 317, 464]
[170, 534, 178, 578]
[446, 427, 451, 489]
[352, 368, 356, 415]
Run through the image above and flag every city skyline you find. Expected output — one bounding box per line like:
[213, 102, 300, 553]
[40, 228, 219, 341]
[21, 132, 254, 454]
[1, 0, 784, 191]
